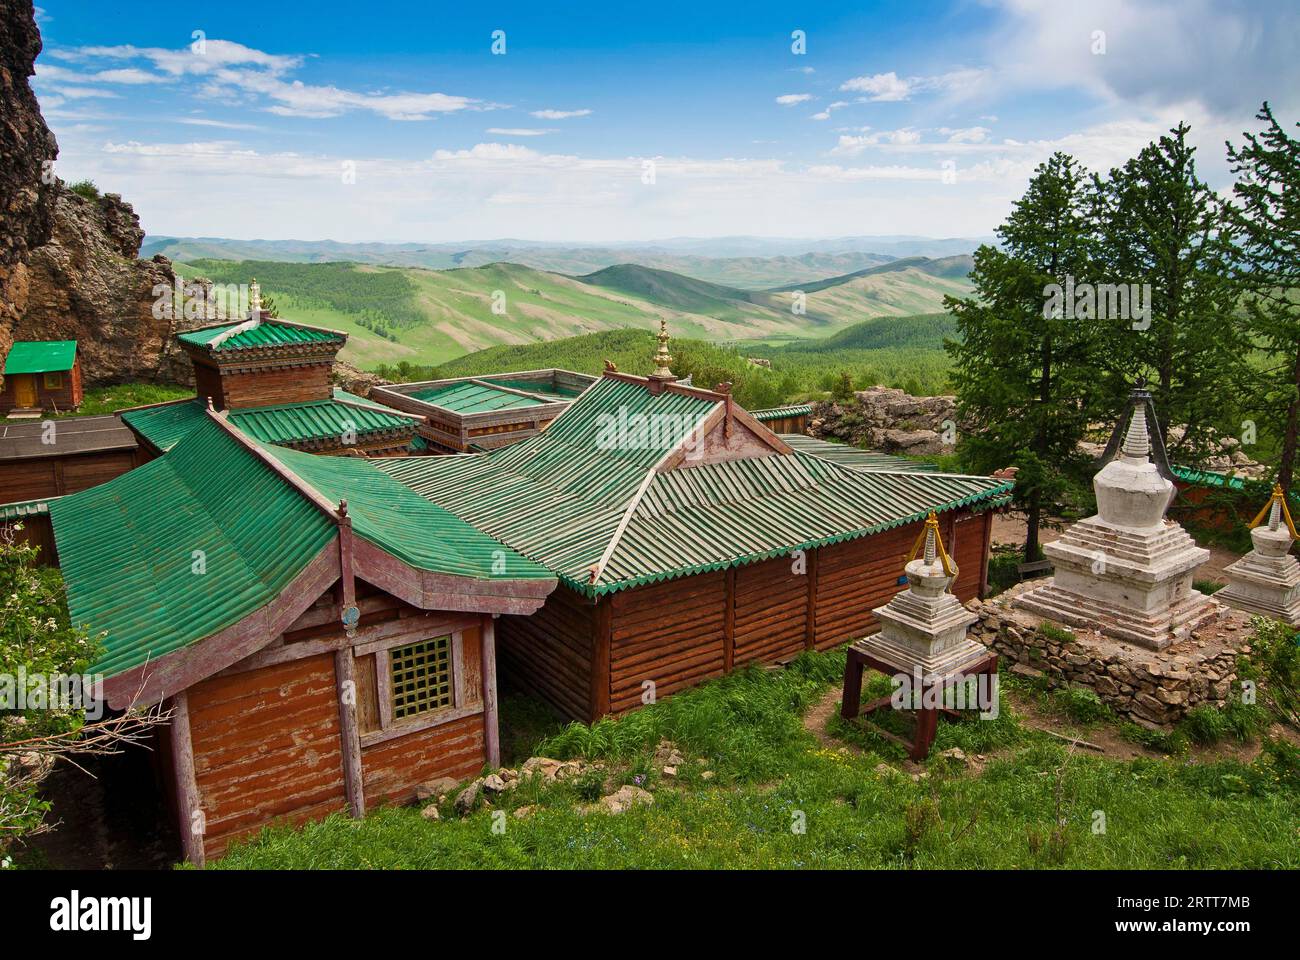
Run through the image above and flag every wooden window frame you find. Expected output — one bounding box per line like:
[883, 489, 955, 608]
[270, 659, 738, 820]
[357, 623, 479, 747]
[43, 371, 63, 390]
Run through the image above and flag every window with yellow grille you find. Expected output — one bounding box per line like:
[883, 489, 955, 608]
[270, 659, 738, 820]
[389, 636, 453, 720]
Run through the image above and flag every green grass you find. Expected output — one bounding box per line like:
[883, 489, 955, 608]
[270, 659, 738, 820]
[1, 381, 192, 422]
[213, 651, 1300, 870]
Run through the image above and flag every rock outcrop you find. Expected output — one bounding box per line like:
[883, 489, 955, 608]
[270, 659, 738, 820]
[0, 0, 59, 337]
[15, 190, 180, 385]
[0, 0, 182, 386]
[810, 386, 960, 457]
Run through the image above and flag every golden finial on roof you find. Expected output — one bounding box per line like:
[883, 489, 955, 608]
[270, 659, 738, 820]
[1248, 483, 1298, 539]
[248, 277, 262, 320]
[604, 359, 618, 373]
[651, 318, 674, 380]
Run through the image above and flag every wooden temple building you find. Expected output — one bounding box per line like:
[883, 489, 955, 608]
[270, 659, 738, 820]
[122, 282, 419, 459]
[372, 369, 598, 453]
[41, 318, 1011, 862]
[51, 410, 553, 864]
[376, 331, 1011, 722]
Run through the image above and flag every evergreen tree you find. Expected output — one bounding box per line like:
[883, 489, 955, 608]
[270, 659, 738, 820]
[945, 153, 1108, 561]
[1226, 102, 1300, 492]
[1094, 123, 1245, 461]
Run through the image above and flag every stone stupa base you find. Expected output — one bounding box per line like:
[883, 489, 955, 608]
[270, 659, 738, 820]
[1217, 568, 1300, 627]
[1015, 576, 1220, 650]
[851, 632, 992, 679]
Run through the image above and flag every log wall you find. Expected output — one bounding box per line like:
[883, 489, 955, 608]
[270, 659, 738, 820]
[0, 449, 140, 503]
[503, 509, 997, 723]
[186, 653, 346, 860]
[608, 570, 727, 714]
[497, 584, 595, 721]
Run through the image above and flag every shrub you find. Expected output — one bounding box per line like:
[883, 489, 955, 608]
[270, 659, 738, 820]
[67, 179, 100, 200]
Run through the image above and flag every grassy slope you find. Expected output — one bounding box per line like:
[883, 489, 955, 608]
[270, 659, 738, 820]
[0, 382, 192, 423]
[214, 651, 1299, 869]
[174, 258, 970, 369]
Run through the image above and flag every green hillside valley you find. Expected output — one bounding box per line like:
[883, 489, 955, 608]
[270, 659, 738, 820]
[174, 255, 972, 373]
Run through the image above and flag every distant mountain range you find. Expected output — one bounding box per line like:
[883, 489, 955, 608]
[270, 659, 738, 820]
[176, 254, 974, 369]
[144, 234, 991, 289]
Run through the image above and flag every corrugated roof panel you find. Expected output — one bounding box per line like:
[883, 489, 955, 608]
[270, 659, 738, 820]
[177, 320, 343, 351]
[376, 375, 1013, 596]
[51, 417, 337, 678]
[123, 397, 414, 451]
[4, 340, 77, 374]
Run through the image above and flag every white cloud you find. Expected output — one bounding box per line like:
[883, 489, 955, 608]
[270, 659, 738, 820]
[839, 71, 911, 101]
[529, 108, 592, 119]
[838, 68, 991, 102]
[942, 126, 992, 143]
[485, 127, 553, 136]
[775, 93, 813, 106]
[44, 39, 481, 121]
[177, 118, 264, 130]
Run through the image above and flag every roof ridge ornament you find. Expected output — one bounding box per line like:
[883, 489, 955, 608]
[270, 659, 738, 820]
[651, 318, 674, 380]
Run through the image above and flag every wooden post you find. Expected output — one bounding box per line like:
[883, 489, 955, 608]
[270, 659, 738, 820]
[590, 597, 612, 722]
[482, 615, 501, 768]
[804, 549, 819, 650]
[334, 648, 365, 818]
[723, 567, 736, 673]
[170, 690, 206, 868]
[979, 511, 993, 599]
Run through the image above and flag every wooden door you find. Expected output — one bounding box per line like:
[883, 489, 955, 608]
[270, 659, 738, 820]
[13, 374, 36, 408]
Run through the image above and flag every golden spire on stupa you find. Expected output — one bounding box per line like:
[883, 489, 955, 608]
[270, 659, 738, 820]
[651, 318, 674, 380]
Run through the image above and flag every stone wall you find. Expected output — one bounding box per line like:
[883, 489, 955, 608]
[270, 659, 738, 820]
[969, 582, 1251, 730]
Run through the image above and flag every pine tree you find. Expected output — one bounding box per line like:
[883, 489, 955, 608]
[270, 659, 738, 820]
[1094, 123, 1245, 462]
[1226, 102, 1300, 492]
[945, 153, 1110, 562]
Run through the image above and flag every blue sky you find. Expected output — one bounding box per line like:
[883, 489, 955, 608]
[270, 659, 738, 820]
[30, 0, 1300, 243]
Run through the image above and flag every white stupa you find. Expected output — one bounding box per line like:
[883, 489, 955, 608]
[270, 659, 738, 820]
[867, 513, 989, 675]
[1218, 486, 1300, 627]
[1016, 401, 1217, 650]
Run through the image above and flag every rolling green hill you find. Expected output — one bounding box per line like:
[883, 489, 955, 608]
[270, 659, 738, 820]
[175, 257, 971, 370]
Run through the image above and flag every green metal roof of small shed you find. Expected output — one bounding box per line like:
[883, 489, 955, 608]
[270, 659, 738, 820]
[51, 414, 548, 679]
[177, 319, 343, 351]
[0, 496, 58, 521]
[123, 393, 415, 451]
[376, 376, 1012, 595]
[410, 380, 548, 413]
[4, 340, 77, 374]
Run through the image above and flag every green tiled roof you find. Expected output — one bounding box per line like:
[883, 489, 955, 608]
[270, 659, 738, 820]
[779, 433, 936, 472]
[51, 415, 550, 680]
[410, 380, 549, 413]
[4, 340, 76, 374]
[123, 394, 415, 452]
[377, 376, 1012, 596]
[750, 404, 812, 422]
[52, 417, 337, 678]
[177, 319, 343, 351]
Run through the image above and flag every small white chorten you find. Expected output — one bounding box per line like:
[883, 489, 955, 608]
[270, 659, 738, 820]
[1016, 399, 1216, 650]
[1218, 486, 1300, 627]
[866, 513, 989, 675]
